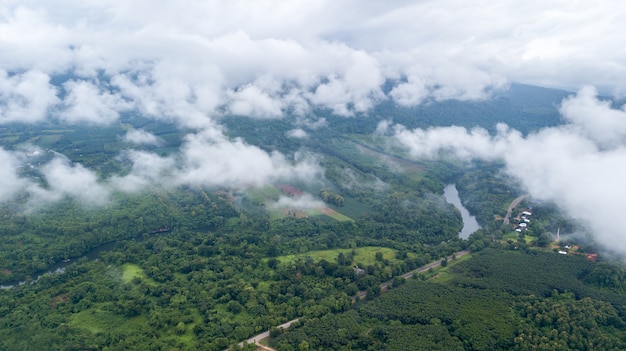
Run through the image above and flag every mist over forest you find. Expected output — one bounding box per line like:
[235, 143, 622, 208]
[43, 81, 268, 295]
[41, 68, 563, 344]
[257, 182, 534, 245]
[2, 1, 626, 350]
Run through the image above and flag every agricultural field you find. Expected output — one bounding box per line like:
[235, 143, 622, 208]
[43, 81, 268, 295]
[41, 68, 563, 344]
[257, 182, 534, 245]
[245, 184, 355, 222]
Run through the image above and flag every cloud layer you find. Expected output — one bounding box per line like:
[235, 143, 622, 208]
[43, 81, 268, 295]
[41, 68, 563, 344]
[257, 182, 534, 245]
[1, 0, 625, 125]
[0, 130, 321, 209]
[388, 88, 626, 253]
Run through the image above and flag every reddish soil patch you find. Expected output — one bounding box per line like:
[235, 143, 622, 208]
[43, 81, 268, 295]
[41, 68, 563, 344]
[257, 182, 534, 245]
[51, 294, 70, 308]
[0, 268, 11, 275]
[277, 184, 304, 197]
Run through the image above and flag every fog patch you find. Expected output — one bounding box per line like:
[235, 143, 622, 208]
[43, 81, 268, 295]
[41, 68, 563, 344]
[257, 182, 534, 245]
[286, 128, 308, 139]
[0, 148, 30, 201]
[123, 129, 162, 146]
[269, 193, 325, 210]
[27, 157, 110, 208]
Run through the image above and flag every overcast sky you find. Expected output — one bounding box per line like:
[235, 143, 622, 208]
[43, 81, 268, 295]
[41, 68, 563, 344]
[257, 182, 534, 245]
[2, 1, 626, 252]
[1, 0, 625, 125]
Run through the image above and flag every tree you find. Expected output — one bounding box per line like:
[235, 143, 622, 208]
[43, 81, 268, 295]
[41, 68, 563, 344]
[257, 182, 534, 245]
[267, 258, 280, 269]
[337, 252, 351, 266]
[175, 322, 186, 335]
[537, 232, 552, 247]
[367, 285, 381, 300]
[298, 340, 309, 351]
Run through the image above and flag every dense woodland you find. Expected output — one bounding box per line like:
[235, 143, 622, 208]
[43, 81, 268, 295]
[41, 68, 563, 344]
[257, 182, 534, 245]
[1, 84, 624, 350]
[273, 249, 626, 351]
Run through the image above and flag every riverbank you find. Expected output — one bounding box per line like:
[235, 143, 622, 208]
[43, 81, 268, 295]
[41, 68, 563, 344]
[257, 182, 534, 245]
[443, 184, 481, 239]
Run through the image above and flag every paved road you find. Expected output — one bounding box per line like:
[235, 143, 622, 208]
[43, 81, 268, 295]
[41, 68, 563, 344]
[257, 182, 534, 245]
[234, 249, 471, 349]
[366, 249, 470, 297]
[235, 319, 300, 349]
[503, 194, 529, 225]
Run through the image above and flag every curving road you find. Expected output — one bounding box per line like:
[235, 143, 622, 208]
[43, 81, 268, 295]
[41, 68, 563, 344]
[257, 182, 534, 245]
[232, 249, 470, 349]
[363, 249, 470, 297]
[503, 194, 529, 225]
[236, 319, 299, 348]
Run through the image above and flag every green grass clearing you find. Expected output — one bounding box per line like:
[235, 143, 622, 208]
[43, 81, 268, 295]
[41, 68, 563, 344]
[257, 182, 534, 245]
[273, 247, 414, 267]
[305, 207, 353, 222]
[329, 195, 371, 219]
[247, 186, 281, 204]
[70, 306, 145, 334]
[502, 231, 535, 244]
[121, 263, 155, 285]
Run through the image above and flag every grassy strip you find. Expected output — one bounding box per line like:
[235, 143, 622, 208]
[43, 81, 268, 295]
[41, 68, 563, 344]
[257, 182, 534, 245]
[272, 247, 413, 267]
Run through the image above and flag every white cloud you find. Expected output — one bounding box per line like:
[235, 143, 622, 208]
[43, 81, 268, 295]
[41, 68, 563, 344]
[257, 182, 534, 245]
[0, 0, 623, 122]
[270, 193, 325, 210]
[123, 129, 162, 146]
[0, 1, 624, 101]
[392, 124, 516, 160]
[296, 116, 327, 130]
[109, 62, 223, 128]
[0, 69, 58, 124]
[0, 148, 29, 201]
[286, 128, 308, 139]
[174, 129, 321, 188]
[559, 86, 626, 148]
[29, 157, 110, 206]
[59, 80, 131, 124]
[227, 84, 284, 118]
[0, 125, 321, 206]
[110, 150, 175, 192]
[308, 47, 385, 115]
[0, 6, 75, 72]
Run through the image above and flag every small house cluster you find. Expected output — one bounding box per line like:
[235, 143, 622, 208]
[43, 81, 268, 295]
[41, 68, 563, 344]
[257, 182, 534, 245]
[514, 210, 532, 232]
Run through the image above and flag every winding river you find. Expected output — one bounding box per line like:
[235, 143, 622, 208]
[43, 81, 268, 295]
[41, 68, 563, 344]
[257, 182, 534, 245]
[0, 231, 168, 290]
[443, 184, 481, 239]
[0, 241, 119, 290]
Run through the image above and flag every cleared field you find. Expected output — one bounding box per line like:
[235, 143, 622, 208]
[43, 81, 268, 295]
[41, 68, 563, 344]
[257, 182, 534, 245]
[246, 186, 281, 204]
[331, 195, 371, 219]
[121, 263, 157, 286]
[269, 206, 353, 222]
[37, 134, 63, 147]
[250, 184, 354, 222]
[70, 308, 144, 334]
[353, 142, 426, 181]
[319, 207, 352, 221]
[502, 231, 535, 243]
[122, 263, 145, 283]
[268, 207, 308, 221]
